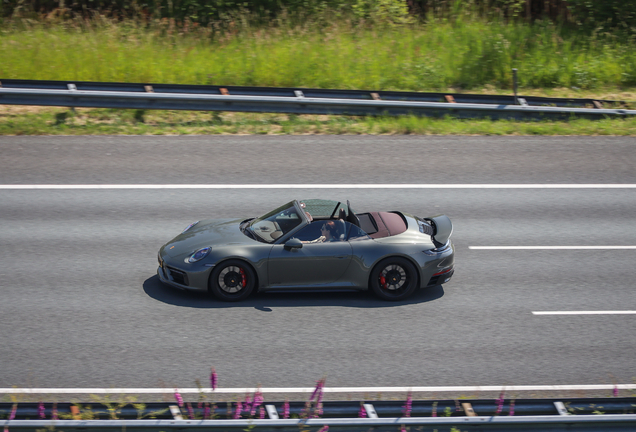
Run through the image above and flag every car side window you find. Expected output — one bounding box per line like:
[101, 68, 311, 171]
[293, 221, 347, 243]
[347, 223, 371, 241]
[293, 221, 370, 243]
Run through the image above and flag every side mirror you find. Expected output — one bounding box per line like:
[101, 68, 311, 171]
[284, 238, 303, 250]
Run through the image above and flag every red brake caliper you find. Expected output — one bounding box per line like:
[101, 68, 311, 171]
[379, 275, 388, 289]
[240, 268, 247, 288]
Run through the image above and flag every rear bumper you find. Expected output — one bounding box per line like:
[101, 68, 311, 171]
[426, 266, 454, 287]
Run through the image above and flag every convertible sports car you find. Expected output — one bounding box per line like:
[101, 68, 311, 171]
[157, 199, 454, 301]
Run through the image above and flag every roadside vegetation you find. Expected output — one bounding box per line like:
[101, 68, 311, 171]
[2, 106, 634, 135]
[0, 0, 634, 135]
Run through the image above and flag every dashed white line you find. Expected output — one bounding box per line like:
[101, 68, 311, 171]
[470, 246, 636, 250]
[533, 311, 636, 315]
[1, 184, 636, 190]
[2, 385, 636, 394]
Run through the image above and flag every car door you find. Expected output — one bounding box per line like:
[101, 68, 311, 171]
[267, 221, 352, 287]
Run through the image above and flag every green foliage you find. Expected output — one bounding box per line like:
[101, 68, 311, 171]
[0, 0, 358, 24]
[567, 0, 636, 32]
[352, 0, 413, 25]
[1, 0, 636, 35]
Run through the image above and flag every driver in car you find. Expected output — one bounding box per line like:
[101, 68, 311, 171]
[303, 221, 340, 244]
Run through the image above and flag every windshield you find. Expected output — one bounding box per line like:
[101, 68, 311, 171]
[299, 199, 346, 219]
[247, 201, 303, 243]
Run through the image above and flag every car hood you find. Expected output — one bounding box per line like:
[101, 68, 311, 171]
[162, 218, 252, 258]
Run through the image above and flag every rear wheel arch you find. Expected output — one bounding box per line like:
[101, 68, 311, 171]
[368, 255, 420, 285]
[368, 255, 420, 301]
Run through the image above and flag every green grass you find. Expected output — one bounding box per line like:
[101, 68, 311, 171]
[1, 107, 634, 135]
[1, 12, 636, 90]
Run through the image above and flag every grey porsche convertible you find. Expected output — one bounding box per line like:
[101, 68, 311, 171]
[157, 199, 454, 301]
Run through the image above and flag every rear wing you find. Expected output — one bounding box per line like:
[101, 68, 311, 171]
[424, 214, 453, 246]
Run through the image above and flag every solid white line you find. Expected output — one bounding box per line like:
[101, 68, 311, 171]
[470, 246, 636, 250]
[1, 184, 636, 190]
[1, 385, 635, 394]
[533, 311, 636, 315]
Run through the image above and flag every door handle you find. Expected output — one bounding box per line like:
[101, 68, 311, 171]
[334, 255, 348, 259]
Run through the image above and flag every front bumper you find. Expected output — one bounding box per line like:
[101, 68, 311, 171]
[157, 253, 210, 292]
[157, 265, 190, 290]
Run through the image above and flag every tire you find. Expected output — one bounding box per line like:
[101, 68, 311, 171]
[369, 257, 419, 301]
[209, 260, 256, 302]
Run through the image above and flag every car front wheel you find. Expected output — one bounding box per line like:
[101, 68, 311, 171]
[209, 260, 256, 302]
[369, 257, 419, 301]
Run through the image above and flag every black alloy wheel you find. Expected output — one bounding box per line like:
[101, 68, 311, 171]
[369, 257, 419, 301]
[209, 260, 256, 302]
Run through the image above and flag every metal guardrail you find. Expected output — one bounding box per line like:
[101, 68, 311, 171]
[0, 79, 634, 120]
[5, 415, 636, 432]
[3, 398, 636, 431]
[4, 398, 636, 419]
[0, 79, 624, 107]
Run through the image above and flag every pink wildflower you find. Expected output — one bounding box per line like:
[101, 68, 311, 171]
[317, 426, 329, 432]
[315, 387, 324, 418]
[187, 402, 195, 420]
[203, 403, 211, 420]
[251, 388, 264, 416]
[52, 403, 58, 420]
[38, 402, 45, 419]
[310, 378, 325, 402]
[174, 390, 184, 407]
[233, 400, 242, 419]
[254, 389, 264, 407]
[508, 399, 515, 416]
[431, 401, 437, 417]
[614, 386, 619, 397]
[283, 399, 290, 419]
[9, 404, 17, 421]
[259, 406, 265, 419]
[210, 368, 218, 391]
[402, 391, 412, 417]
[495, 390, 505, 415]
[358, 404, 367, 418]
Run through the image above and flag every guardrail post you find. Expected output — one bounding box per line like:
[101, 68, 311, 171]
[512, 68, 519, 105]
[554, 401, 570, 415]
[265, 405, 279, 419]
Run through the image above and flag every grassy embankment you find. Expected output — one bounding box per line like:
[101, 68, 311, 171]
[1, 14, 635, 135]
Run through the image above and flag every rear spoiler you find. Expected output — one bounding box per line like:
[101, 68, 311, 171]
[424, 214, 453, 246]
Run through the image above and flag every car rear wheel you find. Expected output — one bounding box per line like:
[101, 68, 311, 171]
[209, 260, 256, 302]
[369, 257, 419, 301]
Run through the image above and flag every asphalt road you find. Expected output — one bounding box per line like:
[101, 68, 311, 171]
[1, 136, 635, 396]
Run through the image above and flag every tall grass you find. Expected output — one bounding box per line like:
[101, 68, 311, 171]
[1, 11, 635, 90]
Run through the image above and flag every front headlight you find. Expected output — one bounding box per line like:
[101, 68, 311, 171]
[186, 247, 211, 263]
[182, 221, 200, 234]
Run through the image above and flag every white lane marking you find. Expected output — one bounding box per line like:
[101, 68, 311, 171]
[1, 184, 636, 190]
[533, 311, 636, 315]
[1, 385, 635, 394]
[470, 246, 636, 250]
